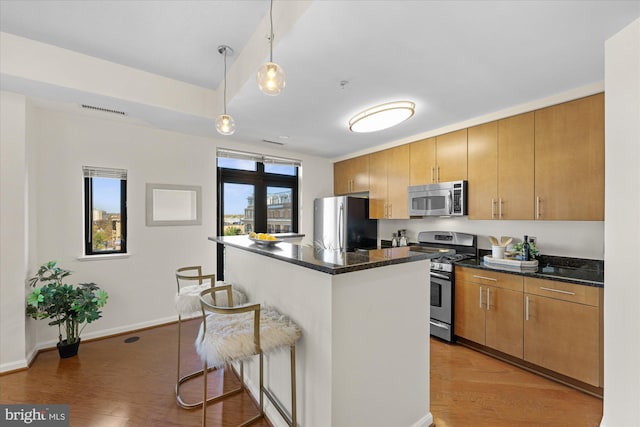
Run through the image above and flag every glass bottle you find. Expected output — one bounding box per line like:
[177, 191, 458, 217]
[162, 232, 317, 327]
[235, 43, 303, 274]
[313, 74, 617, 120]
[522, 235, 530, 261]
[391, 233, 398, 247]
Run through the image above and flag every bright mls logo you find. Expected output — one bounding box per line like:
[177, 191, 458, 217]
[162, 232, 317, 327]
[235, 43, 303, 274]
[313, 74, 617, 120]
[1, 405, 69, 426]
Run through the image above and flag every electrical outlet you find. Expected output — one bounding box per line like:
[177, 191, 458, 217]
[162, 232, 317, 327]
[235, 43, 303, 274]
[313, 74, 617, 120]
[529, 236, 536, 244]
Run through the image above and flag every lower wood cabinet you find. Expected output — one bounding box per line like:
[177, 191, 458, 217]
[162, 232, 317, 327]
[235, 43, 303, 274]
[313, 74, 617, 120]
[455, 268, 603, 389]
[523, 277, 603, 387]
[455, 267, 524, 358]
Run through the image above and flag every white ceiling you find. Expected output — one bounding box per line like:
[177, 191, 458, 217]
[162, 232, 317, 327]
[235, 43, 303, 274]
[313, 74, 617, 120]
[1, 0, 639, 159]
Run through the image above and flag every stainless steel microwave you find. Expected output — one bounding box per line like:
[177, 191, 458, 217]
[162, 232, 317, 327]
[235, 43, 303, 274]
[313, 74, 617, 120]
[408, 181, 468, 217]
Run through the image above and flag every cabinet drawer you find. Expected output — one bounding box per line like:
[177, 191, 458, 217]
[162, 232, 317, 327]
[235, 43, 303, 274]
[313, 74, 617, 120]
[524, 277, 600, 306]
[456, 267, 523, 292]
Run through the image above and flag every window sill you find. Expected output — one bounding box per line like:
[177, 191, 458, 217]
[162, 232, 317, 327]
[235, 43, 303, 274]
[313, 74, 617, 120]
[77, 253, 131, 262]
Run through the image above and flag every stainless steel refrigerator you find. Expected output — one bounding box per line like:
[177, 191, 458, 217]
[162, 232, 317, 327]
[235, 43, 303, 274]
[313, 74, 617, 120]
[313, 196, 378, 252]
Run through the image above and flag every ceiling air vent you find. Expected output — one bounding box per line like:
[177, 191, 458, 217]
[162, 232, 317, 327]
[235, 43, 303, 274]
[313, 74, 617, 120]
[81, 104, 126, 116]
[261, 139, 284, 146]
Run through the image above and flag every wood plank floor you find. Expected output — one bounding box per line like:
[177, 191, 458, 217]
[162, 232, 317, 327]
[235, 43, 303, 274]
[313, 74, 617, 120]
[430, 338, 603, 427]
[1, 320, 602, 426]
[0, 319, 271, 427]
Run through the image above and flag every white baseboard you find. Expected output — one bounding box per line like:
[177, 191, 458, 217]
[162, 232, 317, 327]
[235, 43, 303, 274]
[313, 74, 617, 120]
[411, 412, 434, 427]
[0, 358, 28, 373]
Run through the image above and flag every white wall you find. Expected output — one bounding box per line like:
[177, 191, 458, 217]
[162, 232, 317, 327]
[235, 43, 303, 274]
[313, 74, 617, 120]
[25, 95, 38, 358]
[601, 18, 640, 427]
[0, 95, 333, 370]
[379, 218, 604, 259]
[0, 91, 28, 371]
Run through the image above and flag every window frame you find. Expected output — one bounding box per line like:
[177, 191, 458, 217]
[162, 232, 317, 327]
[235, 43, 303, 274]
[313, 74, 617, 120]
[216, 160, 299, 279]
[217, 162, 299, 235]
[83, 170, 128, 256]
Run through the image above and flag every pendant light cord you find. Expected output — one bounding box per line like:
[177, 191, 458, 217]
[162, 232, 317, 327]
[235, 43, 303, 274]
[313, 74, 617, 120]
[269, 0, 274, 62]
[223, 47, 228, 114]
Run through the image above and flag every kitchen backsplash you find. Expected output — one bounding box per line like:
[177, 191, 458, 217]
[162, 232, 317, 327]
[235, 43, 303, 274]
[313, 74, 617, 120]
[378, 217, 604, 260]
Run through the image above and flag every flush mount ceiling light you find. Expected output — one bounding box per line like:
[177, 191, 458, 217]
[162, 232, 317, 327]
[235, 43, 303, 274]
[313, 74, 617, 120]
[256, 0, 285, 96]
[216, 45, 236, 135]
[349, 101, 416, 133]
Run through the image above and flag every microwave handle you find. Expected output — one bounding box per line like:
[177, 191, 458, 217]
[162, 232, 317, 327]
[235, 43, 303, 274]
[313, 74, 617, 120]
[447, 191, 453, 215]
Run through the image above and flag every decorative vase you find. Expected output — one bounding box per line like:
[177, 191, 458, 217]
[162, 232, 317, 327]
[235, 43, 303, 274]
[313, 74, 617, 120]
[57, 339, 81, 358]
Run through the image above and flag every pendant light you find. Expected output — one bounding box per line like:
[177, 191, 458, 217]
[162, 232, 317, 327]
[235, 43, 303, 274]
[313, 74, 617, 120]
[216, 45, 236, 135]
[256, 0, 285, 96]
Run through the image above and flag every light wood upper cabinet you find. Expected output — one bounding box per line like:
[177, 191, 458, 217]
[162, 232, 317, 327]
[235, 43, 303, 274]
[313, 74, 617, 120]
[435, 129, 468, 183]
[467, 121, 498, 219]
[524, 277, 602, 387]
[534, 93, 604, 220]
[498, 112, 535, 219]
[368, 150, 388, 219]
[409, 137, 436, 185]
[468, 113, 535, 220]
[333, 155, 369, 195]
[409, 131, 467, 185]
[335, 94, 604, 222]
[368, 145, 410, 219]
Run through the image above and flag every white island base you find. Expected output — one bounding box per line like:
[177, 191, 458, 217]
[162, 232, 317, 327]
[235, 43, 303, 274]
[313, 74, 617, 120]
[223, 244, 432, 427]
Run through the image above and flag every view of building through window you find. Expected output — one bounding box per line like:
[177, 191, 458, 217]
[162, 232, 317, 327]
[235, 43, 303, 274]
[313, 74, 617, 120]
[89, 177, 124, 252]
[223, 184, 293, 235]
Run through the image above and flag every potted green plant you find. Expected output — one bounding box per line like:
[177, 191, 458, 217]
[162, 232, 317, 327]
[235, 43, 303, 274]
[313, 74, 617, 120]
[26, 261, 109, 358]
[512, 241, 540, 260]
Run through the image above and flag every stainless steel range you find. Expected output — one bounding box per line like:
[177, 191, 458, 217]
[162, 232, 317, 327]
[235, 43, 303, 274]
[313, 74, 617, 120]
[412, 231, 477, 342]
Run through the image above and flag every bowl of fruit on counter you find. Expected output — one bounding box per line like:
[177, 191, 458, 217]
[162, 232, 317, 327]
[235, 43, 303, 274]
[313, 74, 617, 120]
[248, 232, 284, 246]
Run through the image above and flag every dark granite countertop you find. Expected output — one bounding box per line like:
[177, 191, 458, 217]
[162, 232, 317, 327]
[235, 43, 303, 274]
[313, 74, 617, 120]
[456, 253, 604, 288]
[211, 236, 430, 275]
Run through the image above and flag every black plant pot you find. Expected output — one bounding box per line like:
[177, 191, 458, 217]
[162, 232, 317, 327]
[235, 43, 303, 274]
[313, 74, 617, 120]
[57, 339, 81, 358]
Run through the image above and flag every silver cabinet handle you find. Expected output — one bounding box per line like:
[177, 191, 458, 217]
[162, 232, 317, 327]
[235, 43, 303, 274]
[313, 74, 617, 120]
[491, 199, 495, 219]
[536, 196, 541, 219]
[389, 203, 392, 218]
[498, 198, 503, 219]
[539, 286, 576, 295]
[486, 288, 491, 310]
[430, 320, 450, 330]
[479, 286, 483, 308]
[431, 167, 435, 183]
[436, 166, 440, 182]
[473, 275, 497, 282]
[525, 295, 530, 320]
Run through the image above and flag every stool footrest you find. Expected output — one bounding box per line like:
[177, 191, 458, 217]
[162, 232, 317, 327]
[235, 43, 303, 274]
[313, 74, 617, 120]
[176, 366, 244, 409]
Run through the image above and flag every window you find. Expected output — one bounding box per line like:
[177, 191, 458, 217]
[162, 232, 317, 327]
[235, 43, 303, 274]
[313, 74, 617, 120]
[83, 166, 127, 255]
[216, 149, 300, 278]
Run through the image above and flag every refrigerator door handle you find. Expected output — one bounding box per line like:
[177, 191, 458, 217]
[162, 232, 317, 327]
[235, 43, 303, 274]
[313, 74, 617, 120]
[339, 202, 344, 252]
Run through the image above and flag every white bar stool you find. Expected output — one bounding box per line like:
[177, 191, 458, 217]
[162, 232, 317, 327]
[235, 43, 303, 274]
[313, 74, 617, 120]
[174, 266, 246, 409]
[196, 285, 302, 427]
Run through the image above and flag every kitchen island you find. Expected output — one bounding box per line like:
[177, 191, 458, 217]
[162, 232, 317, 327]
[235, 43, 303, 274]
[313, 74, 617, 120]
[212, 236, 432, 427]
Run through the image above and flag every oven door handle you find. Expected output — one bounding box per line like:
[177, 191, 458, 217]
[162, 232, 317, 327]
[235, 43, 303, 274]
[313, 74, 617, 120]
[430, 271, 450, 280]
[429, 320, 450, 330]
